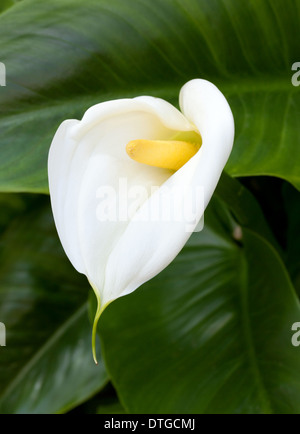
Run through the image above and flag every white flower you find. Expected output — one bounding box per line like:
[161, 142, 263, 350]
[48, 79, 234, 361]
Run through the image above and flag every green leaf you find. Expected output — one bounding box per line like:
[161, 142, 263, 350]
[0, 0, 299, 192]
[0, 196, 108, 414]
[0, 0, 14, 14]
[100, 198, 300, 414]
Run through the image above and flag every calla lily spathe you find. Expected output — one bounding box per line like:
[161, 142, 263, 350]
[48, 79, 234, 361]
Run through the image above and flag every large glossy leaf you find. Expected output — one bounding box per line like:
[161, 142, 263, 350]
[100, 198, 300, 414]
[0, 0, 299, 192]
[0, 196, 108, 414]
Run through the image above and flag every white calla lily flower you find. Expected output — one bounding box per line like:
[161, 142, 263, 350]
[48, 79, 234, 362]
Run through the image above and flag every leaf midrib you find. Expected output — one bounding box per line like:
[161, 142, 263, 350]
[0, 76, 292, 121]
